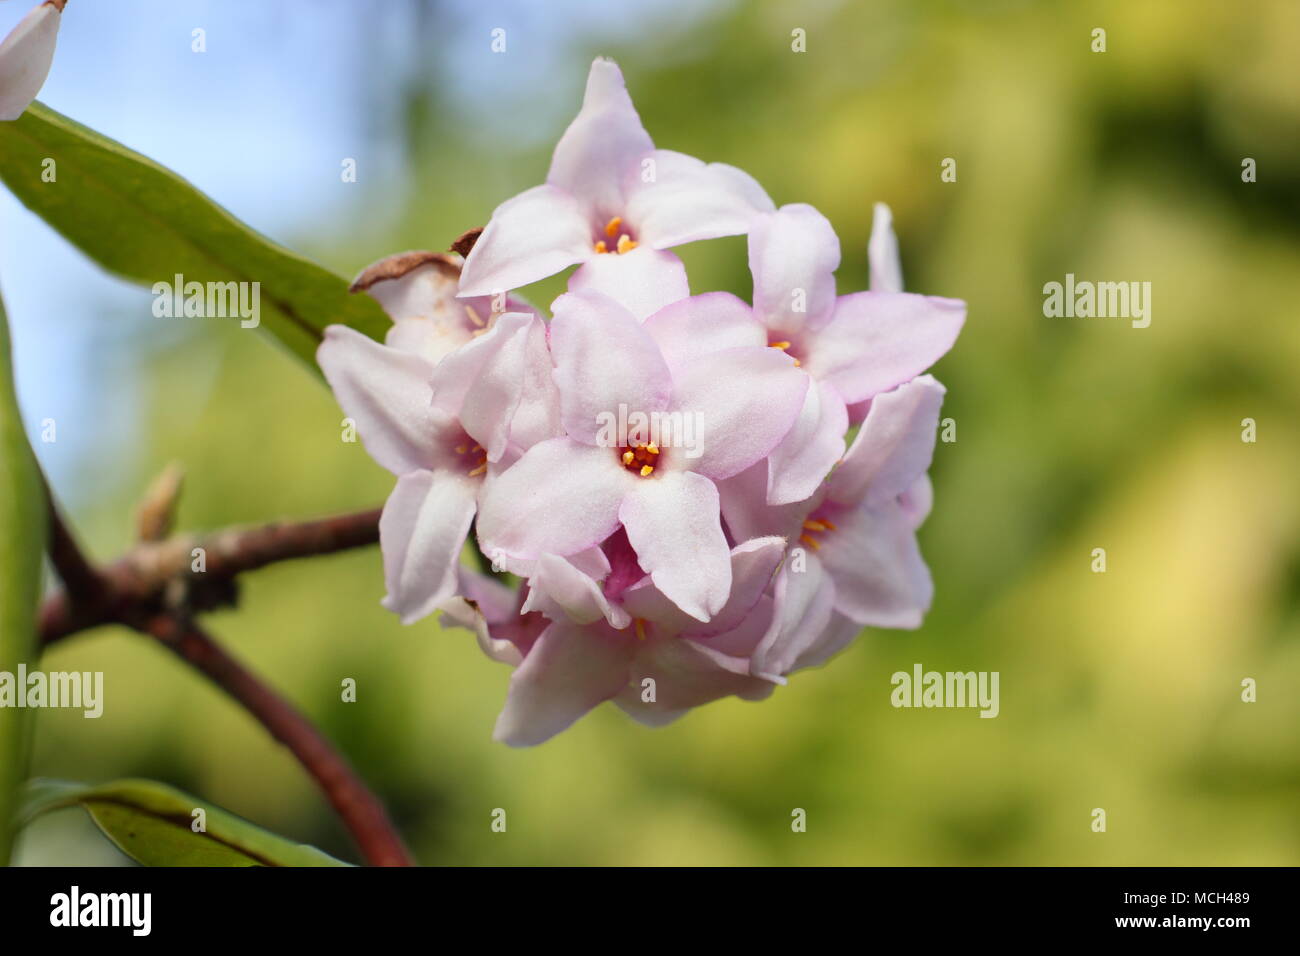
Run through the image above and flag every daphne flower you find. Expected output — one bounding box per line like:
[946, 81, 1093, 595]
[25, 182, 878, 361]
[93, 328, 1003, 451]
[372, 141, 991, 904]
[349, 250, 535, 365]
[753, 204, 963, 502]
[475, 288, 806, 623]
[723, 375, 947, 677]
[457, 58, 773, 304]
[318, 277, 557, 623]
[0, 0, 63, 121]
[490, 532, 786, 746]
[868, 201, 903, 294]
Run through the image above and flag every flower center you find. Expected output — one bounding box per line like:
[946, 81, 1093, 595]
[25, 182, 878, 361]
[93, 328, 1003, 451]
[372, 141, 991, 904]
[454, 437, 488, 477]
[462, 302, 501, 338]
[768, 338, 802, 367]
[594, 216, 638, 255]
[799, 516, 836, 551]
[617, 440, 660, 478]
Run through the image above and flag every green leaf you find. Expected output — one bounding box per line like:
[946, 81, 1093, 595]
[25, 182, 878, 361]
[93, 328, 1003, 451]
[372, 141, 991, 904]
[21, 778, 352, 867]
[0, 102, 388, 374]
[0, 290, 45, 866]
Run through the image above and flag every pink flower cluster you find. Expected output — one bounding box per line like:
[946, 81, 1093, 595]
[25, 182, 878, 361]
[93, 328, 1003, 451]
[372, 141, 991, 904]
[319, 59, 964, 746]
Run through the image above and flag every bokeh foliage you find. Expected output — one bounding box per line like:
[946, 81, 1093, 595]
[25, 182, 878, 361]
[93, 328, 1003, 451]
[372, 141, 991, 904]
[17, 0, 1300, 865]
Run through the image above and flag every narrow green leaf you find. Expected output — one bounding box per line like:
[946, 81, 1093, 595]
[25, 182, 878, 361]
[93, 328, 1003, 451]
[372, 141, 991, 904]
[0, 102, 387, 373]
[0, 290, 45, 866]
[21, 778, 352, 867]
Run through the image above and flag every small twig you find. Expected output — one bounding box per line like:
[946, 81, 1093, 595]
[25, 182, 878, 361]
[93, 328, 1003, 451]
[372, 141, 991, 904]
[36, 483, 408, 865]
[135, 613, 412, 867]
[136, 462, 184, 542]
[40, 507, 382, 646]
[43, 484, 105, 609]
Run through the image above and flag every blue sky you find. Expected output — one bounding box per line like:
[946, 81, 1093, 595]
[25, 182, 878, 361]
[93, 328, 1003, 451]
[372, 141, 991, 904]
[0, 0, 720, 498]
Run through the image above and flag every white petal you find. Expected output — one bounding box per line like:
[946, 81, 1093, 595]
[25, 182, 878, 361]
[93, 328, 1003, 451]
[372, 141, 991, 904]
[493, 621, 634, 747]
[625, 150, 775, 249]
[620, 470, 731, 623]
[379, 470, 479, 625]
[567, 245, 689, 321]
[868, 202, 903, 293]
[316, 325, 445, 476]
[458, 184, 593, 296]
[828, 375, 944, 507]
[547, 58, 654, 218]
[0, 2, 60, 122]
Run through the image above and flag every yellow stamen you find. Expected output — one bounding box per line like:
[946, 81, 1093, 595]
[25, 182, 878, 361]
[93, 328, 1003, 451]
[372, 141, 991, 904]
[468, 463, 487, 477]
[646, 443, 659, 455]
[799, 534, 821, 551]
[616, 234, 637, 255]
[821, 518, 837, 531]
[634, 618, 647, 641]
[770, 341, 791, 350]
[464, 305, 486, 327]
[594, 239, 608, 254]
[455, 444, 468, 455]
[622, 450, 635, 465]
[639, 464, 654, 477]
[604, 216, 622, 238]
[803, 520, 829, 532]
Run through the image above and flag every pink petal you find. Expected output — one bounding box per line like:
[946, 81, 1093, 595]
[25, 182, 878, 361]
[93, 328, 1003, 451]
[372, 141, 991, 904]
[503, 314, 564, 454]
[521, 553, 631, 629]
[567, 245, 689, 321]
[550, 289, 672, 445]
[828, 375, 944, 507]
[899, 473, 934, 530]
[379, 470, 479, 625]
[316, 325, 444, 476]
[429, 312, 559, 461]
[614, 637, 775, 726]
[0, 2, 60, 121]
[671, 346, 808, 481]
[458, 184, 593, 297]
[493, 621, 634, 747]
[748, 203, 841, 335]
[437, 570, 524, 667]
[791, 612, 861, 672]
[454, 566, 520, 623]
[717, 460, 819, 544]
[620, 470, 730, 623]
[750, 555, 836, 680]
[640, 292, 766, 374]
[476, 437, 633, 564]
[802, 291, 965, 404]
[765, 377, 848, 505]
[868, 202, 903, 294]
[349, 251, 504, 366]
[625, 150, 775, 250]
[693, 593, 774, 657]
[818, 500, 933, 628]
[547, 58, 654, 218]
[620, 535, 785, 638]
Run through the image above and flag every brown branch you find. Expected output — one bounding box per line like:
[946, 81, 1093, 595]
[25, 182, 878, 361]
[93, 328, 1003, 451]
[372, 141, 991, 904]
[40, 507, 381, 647]
[44, 484, 105, 609]
[135, 613, 411, 867]
[36, 489, 410, 866]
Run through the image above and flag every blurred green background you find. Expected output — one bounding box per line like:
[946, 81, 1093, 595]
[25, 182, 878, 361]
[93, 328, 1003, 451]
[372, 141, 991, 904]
[10, 0, 1300, 865]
